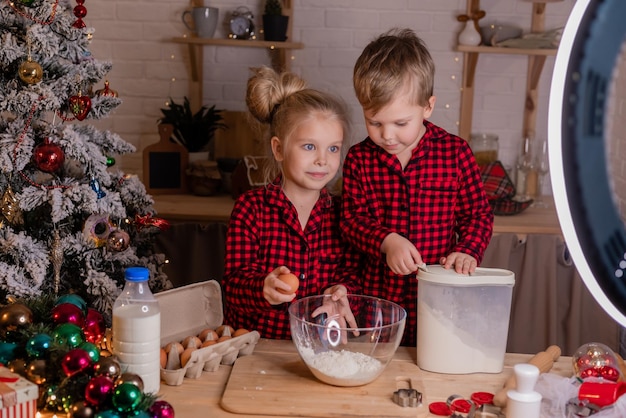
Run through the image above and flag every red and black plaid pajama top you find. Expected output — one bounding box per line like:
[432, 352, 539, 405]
[223, 181, 363, 340]
[341, 120, 494, 346]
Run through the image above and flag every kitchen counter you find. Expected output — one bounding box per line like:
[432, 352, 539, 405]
[155, 338, 573, 418]
[152, 193, 562, 235]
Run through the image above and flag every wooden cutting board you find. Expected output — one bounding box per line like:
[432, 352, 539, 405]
[220, 353, 429, 417]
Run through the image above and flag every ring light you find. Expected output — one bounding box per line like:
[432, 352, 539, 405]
[549, 0, 626, 326]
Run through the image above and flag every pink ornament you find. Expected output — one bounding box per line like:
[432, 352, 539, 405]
[148, 400, 175, 418]
[83, 308, 105, 344]
[62, 348, 92, 376]
[85, 375, 114, 406]
[52, 302, 85, 327]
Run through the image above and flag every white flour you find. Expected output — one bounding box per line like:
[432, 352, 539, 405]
[300, 347, 382, 386]
[417, 302, 504, 373]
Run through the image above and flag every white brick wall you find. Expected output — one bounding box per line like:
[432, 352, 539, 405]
[86, 0, 576, 182]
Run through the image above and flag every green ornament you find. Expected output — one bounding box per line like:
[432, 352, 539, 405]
[56, 294, 88, 312]
[26, 333, 52, 358]
[111, 382, 143, 413]
[133, 412, 151, 418]
[53, 323, 84, 348]
[106, 156, 116, 167]
[79, 341, 100, 363]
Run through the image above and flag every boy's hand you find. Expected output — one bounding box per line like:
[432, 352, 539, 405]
[440, 252, 477, 275]
[263, 266, 297, 305]
[381, 233, 423, 275]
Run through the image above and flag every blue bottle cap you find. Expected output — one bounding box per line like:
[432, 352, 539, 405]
[124, 266, 149, 282]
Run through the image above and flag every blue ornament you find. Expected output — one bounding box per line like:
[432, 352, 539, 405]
[0, 341, 18, 364]
[26, 333, 53, 358]
[90, 177, 106, 199]
[55, 294, 87, 312]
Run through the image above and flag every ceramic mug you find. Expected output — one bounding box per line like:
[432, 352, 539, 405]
[182, 7, 219, 38]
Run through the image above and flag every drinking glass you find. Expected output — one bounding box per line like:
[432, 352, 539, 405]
[531, 137, 550, 208]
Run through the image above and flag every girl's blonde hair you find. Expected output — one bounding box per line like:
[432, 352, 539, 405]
[353, 28, 435, 114]
[246, 66, 350, 184]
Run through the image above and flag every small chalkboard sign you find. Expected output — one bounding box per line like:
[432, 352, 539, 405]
[143, 124, 189, 195]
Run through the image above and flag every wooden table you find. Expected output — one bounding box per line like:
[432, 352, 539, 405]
[152, 194, 562, 235]
[156, 339, 573, 418]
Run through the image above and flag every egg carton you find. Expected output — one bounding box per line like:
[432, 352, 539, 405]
[155, 280, 260, 386]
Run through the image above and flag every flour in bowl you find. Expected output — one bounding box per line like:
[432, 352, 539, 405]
[300, 347, 383, 386]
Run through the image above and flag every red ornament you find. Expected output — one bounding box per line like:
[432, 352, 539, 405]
[82, 308, 105, 344]
[52, 303, 85, 327]
[72, 0, 87, 28]
[601, 366, 621, 382]
[85, 375, 115, 406]
[32, 138, 65, 172]
[62, 348, 92, 376]
[69, 94, 91, 120]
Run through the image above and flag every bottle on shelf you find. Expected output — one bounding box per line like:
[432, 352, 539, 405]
[112, 266, 161, 394]
[514, 134, 537, 201]
[470, 133, 499, 165]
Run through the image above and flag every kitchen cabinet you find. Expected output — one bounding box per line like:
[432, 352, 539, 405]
[457, 0, 561, 141]
[171, 0, 304, 111]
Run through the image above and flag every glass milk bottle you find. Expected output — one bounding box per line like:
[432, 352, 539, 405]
[112, 266, 161, 393]
[514, 135, 535, 200]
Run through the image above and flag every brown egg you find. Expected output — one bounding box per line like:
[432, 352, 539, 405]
[160, 348, 167, 369]
[216, 325, 234, 337]
[198, 328, 218, 342]
[182, 335, 202, 349]
[233, 328, 250, 337]
[201, 340, 217, 348]
[217, 335, 232, 343]
[277, 273, 299, 295]
[181, 347, 197, 367]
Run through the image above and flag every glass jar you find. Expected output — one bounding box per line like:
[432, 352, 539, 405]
[470, 133, 499, 165]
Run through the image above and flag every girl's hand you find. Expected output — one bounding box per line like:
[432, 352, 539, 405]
[440, 252, 477, 275]
[263, 266, 297, 305]
[312, 285, 359, 343]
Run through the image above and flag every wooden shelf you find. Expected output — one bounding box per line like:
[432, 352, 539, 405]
[458, 0, 560, 141]
[171, 36, 303, 50]
[170, 0, 303, 112]
[457, 44, 557, 56]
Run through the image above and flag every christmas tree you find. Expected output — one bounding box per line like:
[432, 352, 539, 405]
[0, 0, 172, 317]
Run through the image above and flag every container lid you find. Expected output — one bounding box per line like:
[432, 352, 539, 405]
[417, 265, 514, 286]
[124, 266, 150, 282]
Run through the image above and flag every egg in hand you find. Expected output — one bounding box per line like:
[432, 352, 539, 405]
[276, 273, 299, 295]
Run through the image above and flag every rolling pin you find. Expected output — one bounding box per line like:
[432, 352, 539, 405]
[493, 345, 562, 407]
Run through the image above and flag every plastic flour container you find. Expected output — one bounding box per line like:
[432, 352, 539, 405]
[416, 265, 515, 374]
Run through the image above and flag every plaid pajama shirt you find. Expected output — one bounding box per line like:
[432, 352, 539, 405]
[341, 120, 493, 346]
[223, 181, 362, 340]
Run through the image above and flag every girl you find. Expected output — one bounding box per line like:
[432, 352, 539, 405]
[222, 67, 362, 339]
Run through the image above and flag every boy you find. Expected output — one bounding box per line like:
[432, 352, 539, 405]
[341, 28, 493, 346]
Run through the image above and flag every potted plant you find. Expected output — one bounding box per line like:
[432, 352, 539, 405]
[262, 0, 289, 42]
[158, 96, 227, 156]
[158, 97, 227, 195]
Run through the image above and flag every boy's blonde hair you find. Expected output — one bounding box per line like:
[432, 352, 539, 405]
[353, 28, 435, 114]
[246, 66, 350, 184]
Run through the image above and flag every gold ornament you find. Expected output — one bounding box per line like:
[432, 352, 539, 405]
[18, 58, 43, 84]
[0, 303, 33, 332]
[95, 79, 118, 97]
[1, 185, 23, 225]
